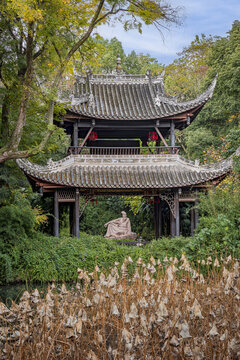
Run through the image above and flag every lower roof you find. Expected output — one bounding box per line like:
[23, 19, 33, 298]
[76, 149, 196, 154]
[17, 153, 232, 190]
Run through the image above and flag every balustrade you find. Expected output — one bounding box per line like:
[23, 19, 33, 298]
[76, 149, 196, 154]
[68, 146, 180, 156]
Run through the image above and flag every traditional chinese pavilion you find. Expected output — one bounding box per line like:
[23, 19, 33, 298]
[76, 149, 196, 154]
[17, 57, 233, 239]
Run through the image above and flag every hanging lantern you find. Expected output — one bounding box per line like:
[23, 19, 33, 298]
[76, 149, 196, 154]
[88, 131, 98, 140]
[148, 131, 158, 141]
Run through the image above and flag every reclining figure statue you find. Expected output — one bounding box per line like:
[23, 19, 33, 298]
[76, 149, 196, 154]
[104, 211, 137, 240]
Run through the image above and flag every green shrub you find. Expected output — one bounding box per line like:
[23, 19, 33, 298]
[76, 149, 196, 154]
[184, 187, 240, 260]
[0, 253, 14, 284]
[0, 204, 36, 246]
[7, 232, 194, 283]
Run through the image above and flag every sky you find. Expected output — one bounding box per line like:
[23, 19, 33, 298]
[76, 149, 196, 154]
[97, 0, 240, 65]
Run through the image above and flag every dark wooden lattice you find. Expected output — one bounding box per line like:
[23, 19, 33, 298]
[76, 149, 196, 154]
[58, 189, 75, 202]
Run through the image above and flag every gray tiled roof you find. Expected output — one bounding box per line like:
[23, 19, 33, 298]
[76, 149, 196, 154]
[17, 153, 231, 190]
[66, 72, 217, 120]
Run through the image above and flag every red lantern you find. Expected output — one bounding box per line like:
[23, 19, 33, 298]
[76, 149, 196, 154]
[88, 131, 98, 140]
[148, 131, 158, 141]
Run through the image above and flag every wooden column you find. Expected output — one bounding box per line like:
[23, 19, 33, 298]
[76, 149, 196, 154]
[73, 121, 78, 153]
[175, 190, 180, 237]
[53, 190, 59, 237]
[194, 201, 199, 230]
[74, 189, 80, 239]
[69, 203, 74, 236]
[170, 120, 175, 148]
[158, 199, 162, 238]
[170, 211, 176, 237]
[154, 198, 158, 238]
[190, 208, 195, 236]
[154, 197, 162, 239]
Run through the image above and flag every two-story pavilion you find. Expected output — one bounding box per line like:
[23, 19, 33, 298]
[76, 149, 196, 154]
[17, 60, 232, 239]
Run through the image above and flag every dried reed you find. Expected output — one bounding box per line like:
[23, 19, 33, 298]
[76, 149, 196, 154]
[0, 255, 239, 359]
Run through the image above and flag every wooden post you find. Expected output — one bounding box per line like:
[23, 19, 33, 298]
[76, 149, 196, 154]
[69, 203, 74, 236]
[74, 189, 80, 239]
[53, 190, 59, 237]
[158, 197, 162, 238]
[175, 190, 180, 237]
[190, 208, 195, 236]
[154, 197, 162, 239]
[194, 201, 199, 230]
[170, 120, 175, 148]
[170, 211, 176, 237]
[154, 198, 159, 238]
[73, 121, 78, 153]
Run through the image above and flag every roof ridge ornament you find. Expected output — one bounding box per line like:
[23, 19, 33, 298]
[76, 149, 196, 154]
[146, 69, 152, 79]
[154, 91, 178, 107]
[116, 54, 122, 74]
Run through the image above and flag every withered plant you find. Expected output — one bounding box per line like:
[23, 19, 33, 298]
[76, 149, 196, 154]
[0, 255, 239, 359]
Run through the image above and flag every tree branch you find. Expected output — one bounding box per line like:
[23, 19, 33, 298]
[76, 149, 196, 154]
[52, 41, 63, 64]
[33, 40, 48, 60]
[65, 0, 106, 64]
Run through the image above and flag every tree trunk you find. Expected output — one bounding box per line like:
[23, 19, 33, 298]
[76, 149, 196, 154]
[8, 24, 34, 152]
[0, 93, 10, 146]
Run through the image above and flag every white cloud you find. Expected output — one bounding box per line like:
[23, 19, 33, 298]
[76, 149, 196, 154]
[96, 0, 240, 64]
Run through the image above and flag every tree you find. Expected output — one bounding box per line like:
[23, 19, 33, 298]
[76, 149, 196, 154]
[0, 0, 181, 163]
[198, 21, 240, 131]
[165, 34, 215, 100]
[124, 50, 163, 74]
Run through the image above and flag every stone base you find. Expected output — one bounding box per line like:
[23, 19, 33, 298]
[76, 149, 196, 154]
[105, 232, 137, 241]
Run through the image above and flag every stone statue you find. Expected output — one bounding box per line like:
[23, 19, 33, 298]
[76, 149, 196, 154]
[104, 211, 137, 240]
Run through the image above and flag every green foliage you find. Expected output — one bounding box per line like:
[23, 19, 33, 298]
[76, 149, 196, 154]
[1, 231, 192, 284]
[144, 236, 191, 260]
[80, 196, 128, 236]
[0, 253, 14, 283]
[185, 188, 240, 260]
[0, 225, 239, 285]
[91, 37, 163, 75]
[165, 34, 214, 100]
[184, 127, 217, 160]
[0, 191, 36, 245]
[79, 196, 154, 241]
[201, 21, 240, 125]
[0, 203, 35, 244]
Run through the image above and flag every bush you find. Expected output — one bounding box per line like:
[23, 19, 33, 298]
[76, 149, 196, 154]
[0, 203, 36, 246]
[185, 186, 240, 260]
[1, 232, 192, 284]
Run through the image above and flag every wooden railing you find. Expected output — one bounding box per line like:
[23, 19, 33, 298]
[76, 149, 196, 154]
[68, 146, 180, 156]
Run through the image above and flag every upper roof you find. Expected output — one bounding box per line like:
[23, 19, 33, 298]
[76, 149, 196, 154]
[17, 152, 231, 191]
[64, 70, 217, 121]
